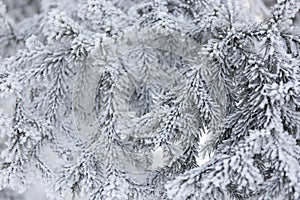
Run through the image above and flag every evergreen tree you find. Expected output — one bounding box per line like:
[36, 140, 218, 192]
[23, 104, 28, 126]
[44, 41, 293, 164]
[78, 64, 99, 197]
[167, 0, 300, 199]
[0, 0, 299, 200]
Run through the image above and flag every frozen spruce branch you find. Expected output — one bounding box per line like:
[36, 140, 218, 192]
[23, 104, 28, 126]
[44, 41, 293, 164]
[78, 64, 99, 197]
[167, 0, 300, 200]
[0, 0, 299, 200]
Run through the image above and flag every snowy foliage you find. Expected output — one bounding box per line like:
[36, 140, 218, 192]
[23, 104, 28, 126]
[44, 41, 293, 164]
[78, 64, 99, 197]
[0, 0, 299, 200]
